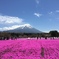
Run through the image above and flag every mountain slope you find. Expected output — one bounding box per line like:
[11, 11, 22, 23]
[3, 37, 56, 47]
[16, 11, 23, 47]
[5, 26, 42, 33]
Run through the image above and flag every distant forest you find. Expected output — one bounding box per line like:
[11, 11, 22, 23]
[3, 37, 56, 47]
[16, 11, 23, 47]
[0, 30, 59, 40]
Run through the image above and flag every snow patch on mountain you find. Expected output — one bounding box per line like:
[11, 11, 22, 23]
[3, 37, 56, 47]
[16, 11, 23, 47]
[0, 24, 32, 31]
[19, 24, 32, 29]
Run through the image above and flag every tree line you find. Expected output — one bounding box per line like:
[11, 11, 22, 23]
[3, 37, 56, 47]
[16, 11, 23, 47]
[0, 30, 59, 40]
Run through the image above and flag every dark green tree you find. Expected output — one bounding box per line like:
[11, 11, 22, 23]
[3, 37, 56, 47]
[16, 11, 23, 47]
[49, 30, 59, 37]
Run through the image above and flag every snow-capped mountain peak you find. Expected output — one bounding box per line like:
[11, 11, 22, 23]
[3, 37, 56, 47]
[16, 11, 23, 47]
[4, 24, 42, 33]
[19, 24, 32, 29]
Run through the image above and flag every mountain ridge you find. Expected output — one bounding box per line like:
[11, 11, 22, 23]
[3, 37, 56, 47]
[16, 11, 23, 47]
[4, 25, 42, 33]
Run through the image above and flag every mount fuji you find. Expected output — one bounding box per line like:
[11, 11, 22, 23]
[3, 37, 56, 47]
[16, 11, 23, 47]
[5, 24, 42, 33]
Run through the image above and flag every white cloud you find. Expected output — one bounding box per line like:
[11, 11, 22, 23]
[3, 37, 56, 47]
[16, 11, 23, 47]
[34, 13, 42, 17]
[56, 10, 59, 12]
[0, 14, 32, 31]
[0, 15, 23, 24]
[0, 25, 20, 31]
[0, 24, 32, 31]
[35, 0, 39, 4]
[48, 12, 53, 14]
[21, 24, 32, 28]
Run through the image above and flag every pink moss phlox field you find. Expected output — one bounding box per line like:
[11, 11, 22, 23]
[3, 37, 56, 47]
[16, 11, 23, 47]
[0, 38, 59, 59]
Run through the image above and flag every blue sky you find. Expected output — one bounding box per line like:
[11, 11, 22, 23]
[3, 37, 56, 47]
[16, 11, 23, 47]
[0, 0, 59, 32]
